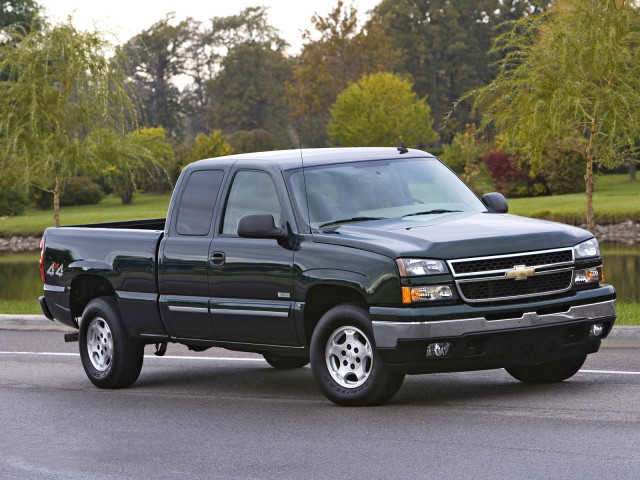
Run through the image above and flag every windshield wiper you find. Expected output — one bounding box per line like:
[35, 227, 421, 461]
[319, 217, 387, 229]
[403, 209, 462, 217]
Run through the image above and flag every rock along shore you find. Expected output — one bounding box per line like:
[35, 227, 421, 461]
[1, 220, 639, 253]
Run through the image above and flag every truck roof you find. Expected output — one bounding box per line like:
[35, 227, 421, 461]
[188, 147, 436, 171]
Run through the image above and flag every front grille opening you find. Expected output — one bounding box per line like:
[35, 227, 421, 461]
[537, 305, 571, 316]
[485, 311, 524, 321]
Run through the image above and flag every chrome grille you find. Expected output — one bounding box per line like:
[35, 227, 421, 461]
[458, 271, 573, 301]
[447, 248, 575, 303]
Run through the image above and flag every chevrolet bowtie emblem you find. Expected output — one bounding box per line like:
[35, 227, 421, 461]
[505, 265, 535, 280]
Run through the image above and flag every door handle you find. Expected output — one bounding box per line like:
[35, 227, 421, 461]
[210, 252, 225, 266]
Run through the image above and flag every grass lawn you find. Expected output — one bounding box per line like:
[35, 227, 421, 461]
[0, 193, 171, 236]
[508, 174, 640, 224]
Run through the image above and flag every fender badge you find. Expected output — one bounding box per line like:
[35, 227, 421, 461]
[505, 265, 535, 280]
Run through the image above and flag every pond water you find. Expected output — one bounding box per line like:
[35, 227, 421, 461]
[0, 246, 638, 305]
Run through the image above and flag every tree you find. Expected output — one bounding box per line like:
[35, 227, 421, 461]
[183, 131, 232, 167]
[373, 0, 550, 142]
[465, 0, 640, 232]
[0, 21, 141, 226]
[207, 42, 293, 145]
[122, 14, 190, 138]
[287, 0, 397, 147]
[1, 0, 41, 42]
[327, 72, 437, 147]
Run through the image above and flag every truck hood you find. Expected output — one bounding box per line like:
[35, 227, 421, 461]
[312, 212, 592, 260]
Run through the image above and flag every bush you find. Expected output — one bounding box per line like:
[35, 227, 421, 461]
[483, 151, 535, 197]
[60, 177, 104, 206]
[539, 145, 585, 195]
[0, 183, 29, 216]
[31, 177, 104, 209]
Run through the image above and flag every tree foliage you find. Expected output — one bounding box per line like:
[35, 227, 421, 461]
[466, 0, 640, 231]
[207, 42, 292, 145]
[0, 0, 41, 42]
[184, 131, 232, 167]
[0, 20, 140, 225]
[374, 0, 550, 142]
[287, 0, 397, 146]
[122, 14, 190, 138]
[327, 72, 437, 147]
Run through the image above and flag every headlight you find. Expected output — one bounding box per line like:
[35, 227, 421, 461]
[574, 238, 600, 259]
[396, 258, 448, 276]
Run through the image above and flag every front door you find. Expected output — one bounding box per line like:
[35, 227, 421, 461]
[209, 169, 297, 345]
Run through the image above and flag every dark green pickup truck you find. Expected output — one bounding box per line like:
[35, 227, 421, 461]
[39, 147, 616, 406]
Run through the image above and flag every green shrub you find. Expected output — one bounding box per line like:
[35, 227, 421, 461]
[539, 144, 585, 195]
[0, 183, 29, 216]
[31, 177, 104, 209]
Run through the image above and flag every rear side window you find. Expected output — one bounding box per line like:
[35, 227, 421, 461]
[176, 170, 224, 236]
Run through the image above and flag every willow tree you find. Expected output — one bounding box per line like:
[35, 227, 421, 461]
[0, 20, 139, 226]
[465, 0, 640, 232]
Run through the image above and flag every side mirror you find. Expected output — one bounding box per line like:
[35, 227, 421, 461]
[237, 214, 287, 239]
[481, 192, 508, 213]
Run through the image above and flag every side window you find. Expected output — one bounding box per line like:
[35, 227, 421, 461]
[222, 171, 281, 235]
[176, 170, 224, 236]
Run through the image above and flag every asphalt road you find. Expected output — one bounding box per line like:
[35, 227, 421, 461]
[1, 330, 640, 480]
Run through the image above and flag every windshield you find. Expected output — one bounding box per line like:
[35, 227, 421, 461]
[288, 157, 487, 229]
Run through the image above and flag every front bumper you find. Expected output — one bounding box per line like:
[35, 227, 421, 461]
[371, 287, 616, 374]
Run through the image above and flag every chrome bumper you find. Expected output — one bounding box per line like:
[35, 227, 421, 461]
[371, 300, 616, 349]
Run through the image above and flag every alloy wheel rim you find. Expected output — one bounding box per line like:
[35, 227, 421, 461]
[87, 317, 113, 372]
[325, 325, 373, 388]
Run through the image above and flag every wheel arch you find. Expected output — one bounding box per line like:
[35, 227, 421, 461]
[70, 274, 117, 323]
[302, 284, 368, 345]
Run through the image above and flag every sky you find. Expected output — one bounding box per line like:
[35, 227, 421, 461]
[37, 0, 381, 53]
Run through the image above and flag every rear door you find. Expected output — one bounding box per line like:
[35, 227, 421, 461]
[158, 168, 225, 340]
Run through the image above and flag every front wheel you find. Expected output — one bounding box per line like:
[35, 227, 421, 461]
[310, 303, 404, 406]
[79, 297, 144, 389]
[505, 353, 587, 384]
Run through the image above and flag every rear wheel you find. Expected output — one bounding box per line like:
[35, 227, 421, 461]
[310, 303, 404, 406]
[505, 353, 587, 384]
[263, 353, 309, 369]
[79, 297, 144, 389]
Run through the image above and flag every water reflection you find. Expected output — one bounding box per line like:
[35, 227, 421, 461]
[0, 246, 638, 302]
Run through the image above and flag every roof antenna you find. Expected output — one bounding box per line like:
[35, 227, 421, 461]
[397, 141, 408, 154]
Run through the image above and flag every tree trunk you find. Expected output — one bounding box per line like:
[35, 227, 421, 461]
[585, 156, 594, 233]
[53, 175, 60, 227]
[630, 162, 637, 182]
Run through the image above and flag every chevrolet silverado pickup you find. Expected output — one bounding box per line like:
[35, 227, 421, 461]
[39, 147, 616, 406]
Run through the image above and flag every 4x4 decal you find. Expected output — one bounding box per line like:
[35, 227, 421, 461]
[47, 263, 63, 278]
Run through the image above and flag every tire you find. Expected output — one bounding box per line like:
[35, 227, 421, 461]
[505, 352, 587, 384]
[310, 303, 404, 406]
[263, 353, 309, 369]
[79, 297, 144, 389]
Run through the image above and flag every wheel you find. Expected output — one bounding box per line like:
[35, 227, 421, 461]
[310, 303, 404, 406]
[79, 297, 144, 389]
[263, 353, 309, 369]
[505, 353, 587, 384]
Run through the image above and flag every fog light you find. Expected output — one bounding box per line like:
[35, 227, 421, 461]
[589, 323, 604, 338]
[426, 342, 451, 358]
